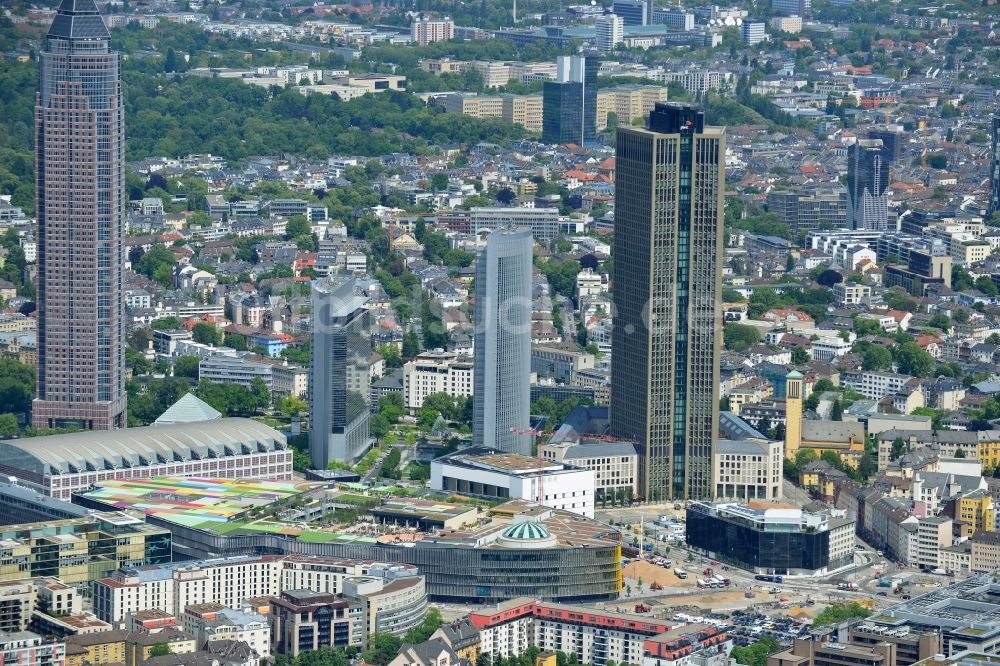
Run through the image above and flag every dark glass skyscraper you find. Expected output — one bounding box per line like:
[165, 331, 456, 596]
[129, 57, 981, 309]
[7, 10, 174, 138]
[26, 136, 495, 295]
[542, 55, 599, 146]
[989, 109, 1000, 218]
[34, 0, 126, 430]
[846, 139, 892, 230]
[611, 103, 725, 501]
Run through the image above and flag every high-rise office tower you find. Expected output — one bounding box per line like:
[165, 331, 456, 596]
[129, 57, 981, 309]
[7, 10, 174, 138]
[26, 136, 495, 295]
[611, 103, 725, 501]
[868, 127, 904, 163]
[310, 278, 371, 468]
[473, 228, 533, 455]
[611, 0, 648, 25]
[542, 55, 599, 146]
[33, 0, 126, 430]
[989, 109, 1000, 218]
[596, 14, 624, 53]
[847, 139, 892, 230]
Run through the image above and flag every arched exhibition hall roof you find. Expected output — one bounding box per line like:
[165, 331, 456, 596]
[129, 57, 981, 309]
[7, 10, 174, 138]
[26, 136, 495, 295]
[0, 418, 286, 475]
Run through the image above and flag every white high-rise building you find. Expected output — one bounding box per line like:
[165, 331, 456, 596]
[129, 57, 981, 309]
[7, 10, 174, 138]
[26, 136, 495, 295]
[741, 21, 766, 45]
[411, 17, 454, 45]
[473, 229, 533, 454]
[596, 14, 624, 53]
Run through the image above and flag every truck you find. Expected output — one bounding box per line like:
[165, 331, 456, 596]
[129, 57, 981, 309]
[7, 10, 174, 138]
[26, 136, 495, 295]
[931, 568, 948, 575]
[877, 578, 893, 588]
[634, 603, 651, 613]
[838, 582, 858, 590]
[674, 568, 688, 579]
[754, 574, 784, 584]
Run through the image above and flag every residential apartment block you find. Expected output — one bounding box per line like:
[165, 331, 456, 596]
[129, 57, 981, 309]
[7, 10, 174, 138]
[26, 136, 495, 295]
[403, 351, 473, 412]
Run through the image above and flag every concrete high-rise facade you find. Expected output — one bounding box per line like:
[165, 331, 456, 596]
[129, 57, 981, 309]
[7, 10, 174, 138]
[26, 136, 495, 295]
[542, 55, 599, 146]
[610, 103, 725, 501]
[33, 0, 126, 430]
[310, 278, 371, 468]
[473, 229, 533, 455]
[410, 17, 454, 45]
[847, 139, 892, 230]
[596, 14, 624, 53]
[989, 109, 1000, 218]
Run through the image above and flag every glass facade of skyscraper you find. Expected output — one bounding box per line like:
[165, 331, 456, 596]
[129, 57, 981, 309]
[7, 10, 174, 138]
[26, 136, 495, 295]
[610, 104, 725, 501]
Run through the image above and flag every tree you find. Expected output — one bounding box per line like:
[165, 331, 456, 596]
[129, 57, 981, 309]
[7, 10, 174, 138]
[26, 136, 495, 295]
[148, 644, 172, 658]
[791, 346, 809, 364]
[135, 244, 176, 287]
[191, 322, 223, 346]
[431, 173, 449, 192]
[370, 413, 391, 439]
[975, 276, 999, 296]
[730, 637, 781, 666]
[126, 346, 152, 375]
[277, 395, 308, 417]
[361, 633, 406, 666]
[249, 377, 271, 413]
[285, 215, 311, 239]
[724, 323, 762, 352]
[894, 342, 934, 377]
[173, 355, 200, 379]
[811, 602, 871, 628]
[378, 345, 402, 369]
[955, 448, 966, 458]
[816, 269, 843, 288]
[0, 358, 36, 416]
[862, 346, 892, 372]
[928, 314, 950, 331]
[402, 328, 420, 359]
[831, 399, 843, 421]
[0, 413, 18, 437]
[853, 316, 882, 337]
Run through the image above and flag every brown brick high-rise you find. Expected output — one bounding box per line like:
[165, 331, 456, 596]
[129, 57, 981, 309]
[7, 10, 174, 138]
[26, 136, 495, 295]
[33, 0, 126, 430]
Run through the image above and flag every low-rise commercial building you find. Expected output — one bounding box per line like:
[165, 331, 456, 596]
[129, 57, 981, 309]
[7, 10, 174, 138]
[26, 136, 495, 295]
[539, 439, 638, 502]
[530, 346, 596, 385]
[431, 449, 595, 517]
[686, 502, 855, 576]
[712, 439, 783, 502]
[769, 637, 892, 666]
[864, 575, 1000, 654]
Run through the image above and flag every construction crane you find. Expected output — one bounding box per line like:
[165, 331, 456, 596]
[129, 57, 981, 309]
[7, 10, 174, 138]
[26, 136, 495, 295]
[510, 427, 549, 505]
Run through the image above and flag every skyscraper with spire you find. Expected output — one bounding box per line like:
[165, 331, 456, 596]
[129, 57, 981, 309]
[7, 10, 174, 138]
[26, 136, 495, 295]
[33, 0, 127, 430]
